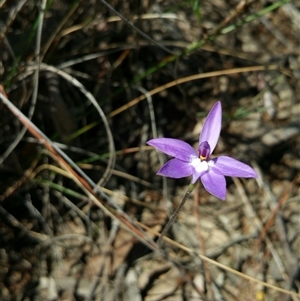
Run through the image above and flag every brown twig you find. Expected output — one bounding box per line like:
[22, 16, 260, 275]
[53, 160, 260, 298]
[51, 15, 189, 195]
[0, 92, 158, 252]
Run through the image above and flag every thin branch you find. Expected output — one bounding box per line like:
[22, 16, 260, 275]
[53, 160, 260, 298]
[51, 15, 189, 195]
[98, 0, 176, 55]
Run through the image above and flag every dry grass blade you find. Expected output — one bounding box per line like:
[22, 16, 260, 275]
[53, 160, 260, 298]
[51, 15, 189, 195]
[98, 0, 176, 55]
[0, 158, 39, 202]
[0, 0, 27, 42]
[0, 92, 158, 253]
[109, 65, 281, 118]
[0, 0, 47, 163]
[20, 63, 116, 187]
[0, 1, 298, 300]
[137, 222, 300, 299]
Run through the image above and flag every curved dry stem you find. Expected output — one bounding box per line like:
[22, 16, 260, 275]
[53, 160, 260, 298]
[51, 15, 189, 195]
[24, 63, 116, 187]
[134, 85, 169, 216]
[0, 91, 157, 251]
[109, 65, 280, 118]
[0, 0, 47, 164]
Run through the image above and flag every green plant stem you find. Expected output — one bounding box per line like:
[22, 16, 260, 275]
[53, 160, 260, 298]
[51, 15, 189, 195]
[157, 183, 197, 247]
[221, 0, 292, 35]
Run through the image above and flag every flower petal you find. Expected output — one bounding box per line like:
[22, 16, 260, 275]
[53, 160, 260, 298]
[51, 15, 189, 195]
[201, 171, 227, 200]
[147, 138, 196, 161]
[211, 156, 258, 178]
[199, 101, 222, 154]
[157, 158, 193, 179]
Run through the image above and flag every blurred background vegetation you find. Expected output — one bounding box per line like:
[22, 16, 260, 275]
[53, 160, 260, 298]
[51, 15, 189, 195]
[0, 0, 299, 300]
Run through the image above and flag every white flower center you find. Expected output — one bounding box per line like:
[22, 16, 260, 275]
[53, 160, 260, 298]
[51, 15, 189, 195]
[191, 157, 209, 173]
[191, 157, 215, 174]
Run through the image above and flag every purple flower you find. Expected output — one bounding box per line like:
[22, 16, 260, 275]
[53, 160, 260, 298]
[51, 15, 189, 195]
[147, 101, 257, 200]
